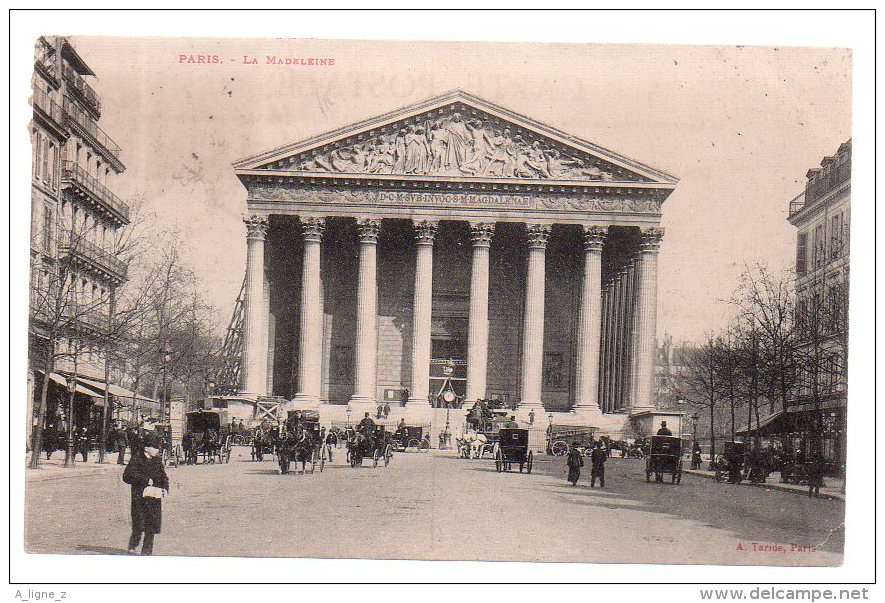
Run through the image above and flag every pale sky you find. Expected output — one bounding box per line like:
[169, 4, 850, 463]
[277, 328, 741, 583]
[71, 37, 851, 344]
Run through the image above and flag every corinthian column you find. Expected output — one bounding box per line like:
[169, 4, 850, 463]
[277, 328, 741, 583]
[465, 222, 495, 404]
[631, 227, 664, 410]
[350, 218, 381, 405]
[574, 225, 607, 415]
[293, 217, 326, 405]
[408, 220, 438, 407]
[518, 223, 551, 412]
[241, 215, 268, 396]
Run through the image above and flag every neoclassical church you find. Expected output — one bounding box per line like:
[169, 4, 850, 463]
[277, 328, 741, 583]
[229, 90, 679, 438]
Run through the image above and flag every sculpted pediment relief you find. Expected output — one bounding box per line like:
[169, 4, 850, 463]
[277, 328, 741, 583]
[237, 92, 677, 185]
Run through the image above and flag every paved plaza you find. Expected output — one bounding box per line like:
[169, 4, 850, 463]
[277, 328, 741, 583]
[24, 448, 844, 565]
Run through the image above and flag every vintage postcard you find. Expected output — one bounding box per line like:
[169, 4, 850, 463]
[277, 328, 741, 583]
[22, 33, 852, 569]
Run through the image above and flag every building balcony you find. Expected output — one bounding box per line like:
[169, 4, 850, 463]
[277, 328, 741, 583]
[31, 88, 66, 133]
[58, 231, 128, 282]
[62, 97, 124, 171]
[787, 190, 806, 219]
[62, 64, 101, 117]
[62, 161, 130, 224]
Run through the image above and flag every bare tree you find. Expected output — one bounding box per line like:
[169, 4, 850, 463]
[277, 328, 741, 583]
[674, 333, 723, 465]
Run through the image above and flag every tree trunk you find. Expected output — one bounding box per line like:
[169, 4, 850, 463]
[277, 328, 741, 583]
[708, 403, 716, 469]
[29, 341, 55, 469]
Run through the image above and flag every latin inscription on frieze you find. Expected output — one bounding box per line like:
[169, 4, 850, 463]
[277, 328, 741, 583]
[248, 182, 661, 214]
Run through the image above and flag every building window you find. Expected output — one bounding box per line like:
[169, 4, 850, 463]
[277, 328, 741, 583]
[42, 204, 53, 252]
[813, 224, 825, 270]
[34, 131, 42, 180]
[42, 138, 50, 182]
[796, 232, 808, 275]
[830, 213, 844, 260]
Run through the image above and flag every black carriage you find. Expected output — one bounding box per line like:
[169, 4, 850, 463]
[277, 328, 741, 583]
[645, 435, 682, 483]
[391, 426, 424, 451]
[183, 411, 229, 464]
[494, 428, 533, 473]
[348, 425, 393, 468]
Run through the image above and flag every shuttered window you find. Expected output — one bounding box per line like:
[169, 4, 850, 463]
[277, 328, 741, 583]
[796, 232, 808, 274]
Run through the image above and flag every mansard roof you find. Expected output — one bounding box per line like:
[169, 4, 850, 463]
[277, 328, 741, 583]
[233, 90, 678, 187]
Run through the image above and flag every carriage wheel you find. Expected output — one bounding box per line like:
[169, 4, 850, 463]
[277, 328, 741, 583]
[372, 449, 380, 468]
[551, 441, 569, 457]
[319, 455, 325, 473]
[495, 448, 504, 473]
[671, 471, 677, 484]
[407, 438, 420, 451]
[384, 444, 392, 467]
[646, 471, 651, 483]
[676, 469, 682, 484]
[527, 451, 533, 474]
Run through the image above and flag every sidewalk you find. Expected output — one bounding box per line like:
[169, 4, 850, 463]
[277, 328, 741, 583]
[24, 452, 126, 482]
[684, 468, 845, 501]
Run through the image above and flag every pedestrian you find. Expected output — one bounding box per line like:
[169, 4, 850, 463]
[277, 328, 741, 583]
[324, 427, 335, 462]
[115, 424, 129, 465]
[590, 442, 607, 487]
[528, 409, 535, 425]
[383, 402, 391, 418]
[691, 441, 703, 470]
[123, 432, 169, 556]
[566, 441, 583, 486]
[806, 451, 825, 498]
[76, 426, 90, 462]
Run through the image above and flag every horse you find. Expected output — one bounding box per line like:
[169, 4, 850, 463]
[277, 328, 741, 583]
[346, 429, 372, 467]
[291, 427, 315, 474]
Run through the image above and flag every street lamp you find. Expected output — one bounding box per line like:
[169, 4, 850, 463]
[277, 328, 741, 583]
[547, 413, 554, 454]
[346, 407, 352, 428]
[64, 375, 77, 467]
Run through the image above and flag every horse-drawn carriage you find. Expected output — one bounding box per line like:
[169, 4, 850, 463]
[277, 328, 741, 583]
[276, 411, 324, 474]
[548, 425, 597, 457]
[714, 441, 747, 483]
[645, 435, 682, 483]
[459, 404, 515, 459]
[182, 411, 231, 464]
[347, 425, 394, 468]
[494, 428, 534, 473]
[391, 425, 424, 451]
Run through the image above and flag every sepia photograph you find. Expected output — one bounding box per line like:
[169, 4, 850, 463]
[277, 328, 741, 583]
[10, 9, 875, 589]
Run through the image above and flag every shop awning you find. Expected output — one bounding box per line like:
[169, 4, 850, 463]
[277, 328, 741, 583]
[40, 371, 104, 398]
[737, 409, 817, 437]
[76, 376, 158, 404]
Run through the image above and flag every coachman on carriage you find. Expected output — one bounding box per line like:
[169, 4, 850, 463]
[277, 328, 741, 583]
[347, 423, 393, 468]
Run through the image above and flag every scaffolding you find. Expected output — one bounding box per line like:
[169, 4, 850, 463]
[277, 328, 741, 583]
[214, 277, 246, 395]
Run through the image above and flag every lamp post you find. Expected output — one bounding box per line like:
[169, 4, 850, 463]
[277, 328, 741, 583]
[346, 407, 352, 428]
[443, 406, 451, 450]
[64, 375, 77, 468]
[547, 413, 554, 454]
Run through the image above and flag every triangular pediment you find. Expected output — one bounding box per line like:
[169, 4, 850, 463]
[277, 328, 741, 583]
[234, 90, 677, 185]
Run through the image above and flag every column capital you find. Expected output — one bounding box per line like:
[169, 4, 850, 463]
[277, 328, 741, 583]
[244, 215, 268, 239]
[582, 225, 608, 252]
[300, 216, 326, 242]
[525, 223, 552, 249]
[413, 219, 439, 245]
[469, 222, 495, 248]
[640, 227, 665, 252]
[356, 218, 381, 244]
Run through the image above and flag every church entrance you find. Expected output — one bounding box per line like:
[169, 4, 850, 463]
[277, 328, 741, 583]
[430, 314, 467, 406]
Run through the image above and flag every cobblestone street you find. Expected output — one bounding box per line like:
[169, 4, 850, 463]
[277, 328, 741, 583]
[24, 448, 844, 565]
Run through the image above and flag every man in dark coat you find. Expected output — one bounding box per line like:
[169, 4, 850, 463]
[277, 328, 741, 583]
[75, 426, 90, 462]
[656, 421, 673, 436]
[122, 432, 169, 555]
[590, 442, 607, 487]
[566, 441, 583, 486]
[114, 425, 129, 465]
[806, 451, 825, 498]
